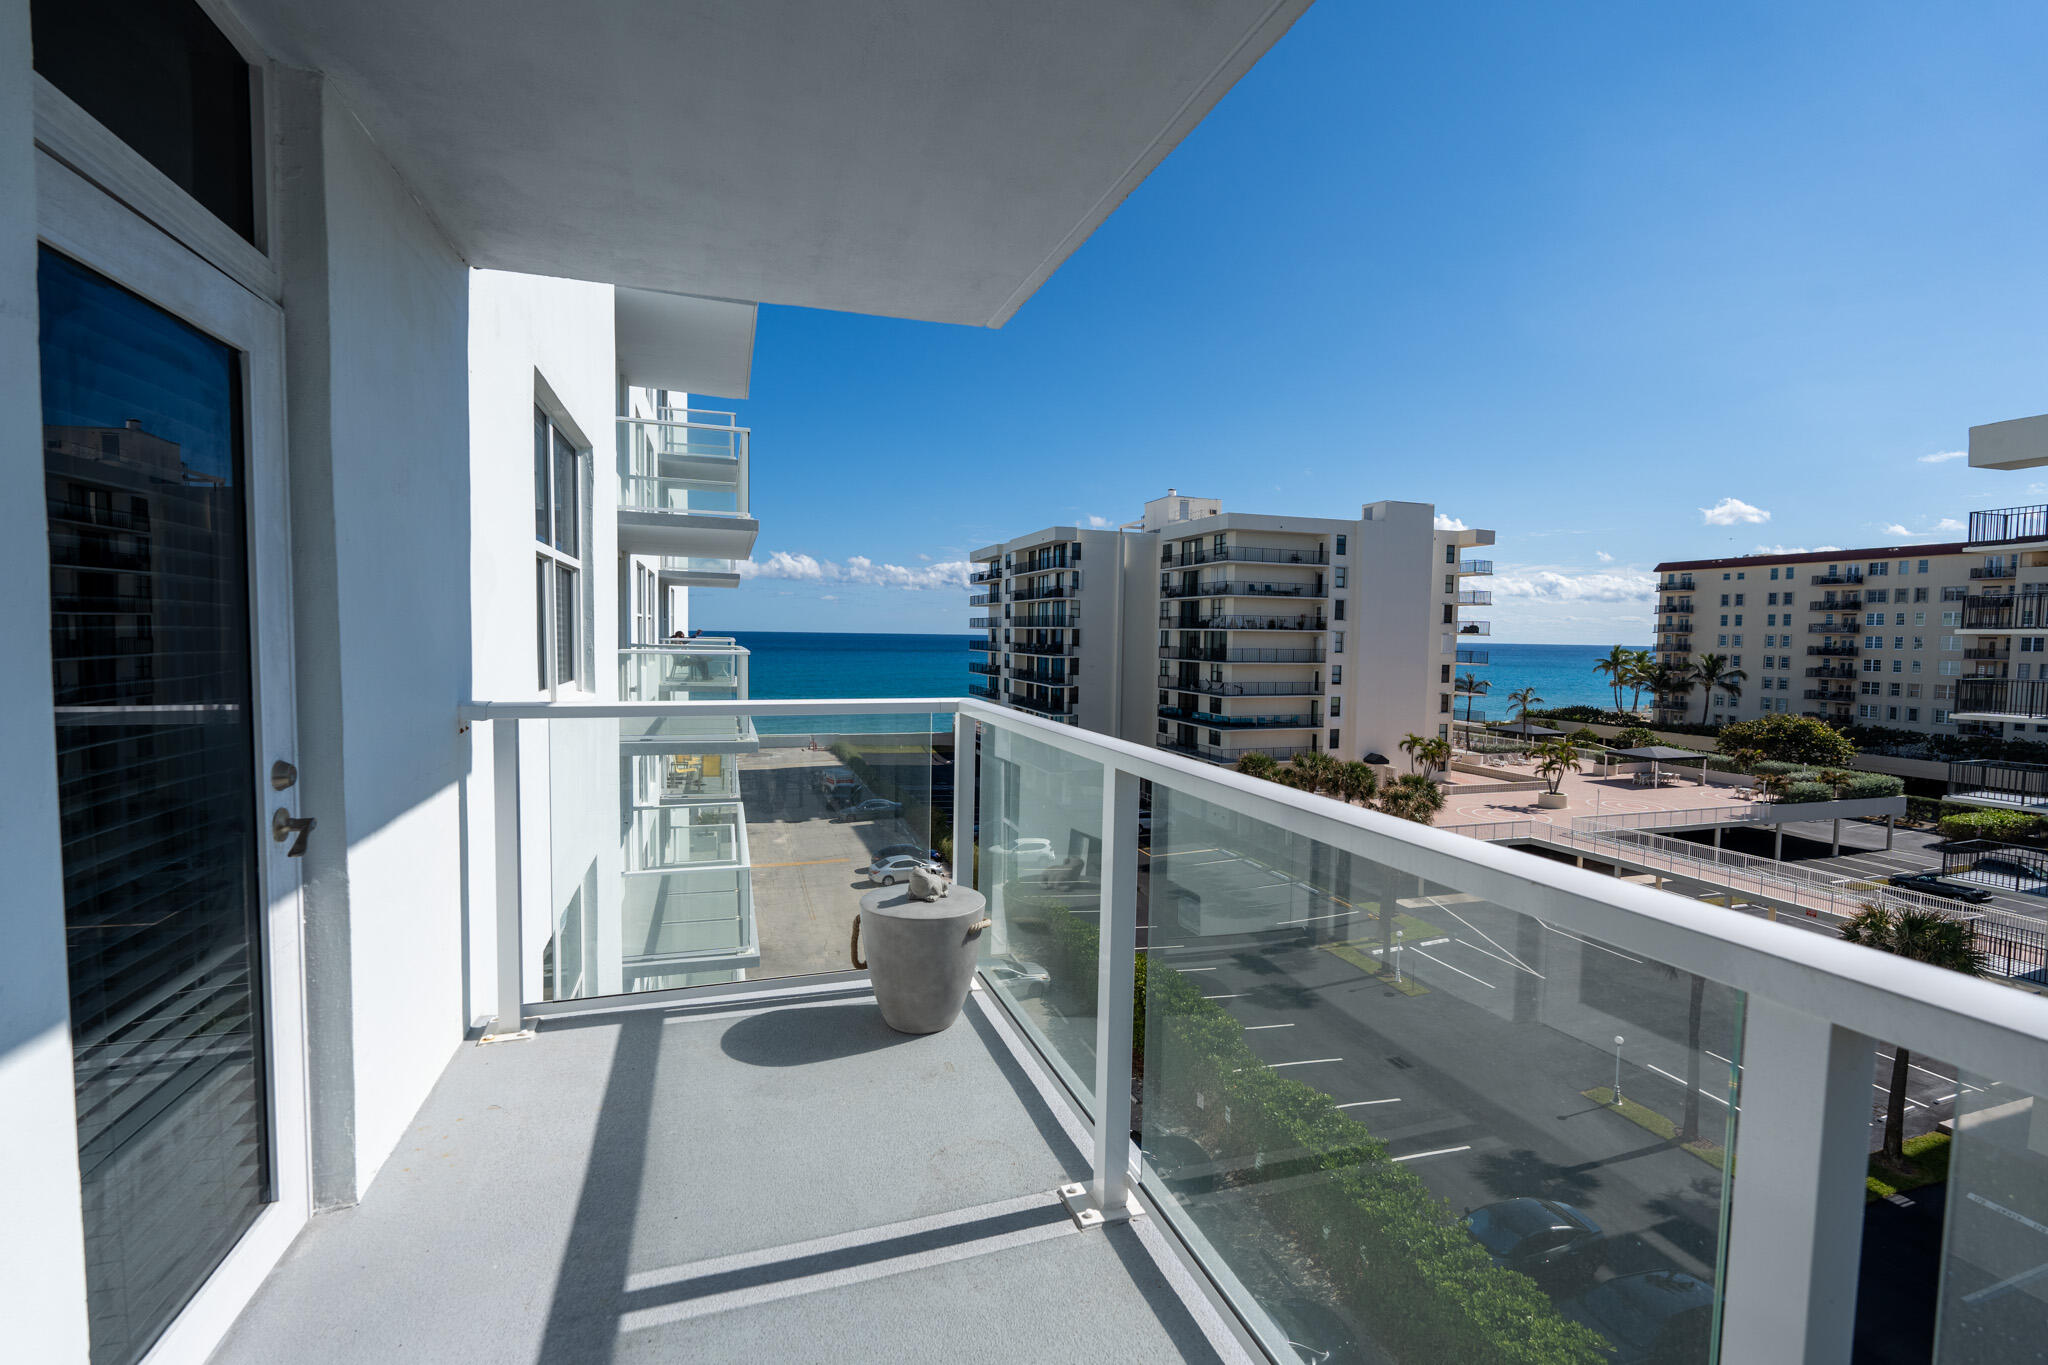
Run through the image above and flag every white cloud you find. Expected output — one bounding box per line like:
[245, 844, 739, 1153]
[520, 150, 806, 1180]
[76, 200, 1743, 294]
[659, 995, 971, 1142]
[1595, 550, 1614, 563]
[1085, 515, 1111, 529]
[1434, 514, 1467, 531]
[1753, 544, 1843, 554]
[1700, 497, 1770, 526]
[1918, 449, 1966, 464]
[1883, 523, 1912, 537]
[736, 550, 972, 591]
[1933, 517, 1966, 533]
[1492, 568, 1657, 604]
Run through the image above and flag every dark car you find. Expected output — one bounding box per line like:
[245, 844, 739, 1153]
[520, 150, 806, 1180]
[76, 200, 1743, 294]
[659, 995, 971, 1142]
[831, 797, 902, 824]
[1557, 1270, 1714, 1363]
[1464, 1198, 1605, 1290]
[1887, 872, 1992, 904]
[869, 842, 931, 863]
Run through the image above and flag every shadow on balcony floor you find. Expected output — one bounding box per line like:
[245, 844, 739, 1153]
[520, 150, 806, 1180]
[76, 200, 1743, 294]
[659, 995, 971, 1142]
[214, 989, 1243, 1364]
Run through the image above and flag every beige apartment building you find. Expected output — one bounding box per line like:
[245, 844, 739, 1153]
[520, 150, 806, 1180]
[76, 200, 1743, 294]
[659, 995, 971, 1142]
[1652, 538, 2045, 738]
[969, 491, 1495, 768]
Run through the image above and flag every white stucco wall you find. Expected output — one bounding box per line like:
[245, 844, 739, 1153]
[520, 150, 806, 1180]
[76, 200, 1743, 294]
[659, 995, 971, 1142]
[0, 1, 94, 1356]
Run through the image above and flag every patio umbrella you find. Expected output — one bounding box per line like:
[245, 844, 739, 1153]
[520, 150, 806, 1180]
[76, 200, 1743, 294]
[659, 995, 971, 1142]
[1611, 744, 1706, 787]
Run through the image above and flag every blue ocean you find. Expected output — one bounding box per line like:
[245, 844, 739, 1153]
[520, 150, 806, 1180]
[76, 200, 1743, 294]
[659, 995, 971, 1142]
[708, 632, 1637, 726]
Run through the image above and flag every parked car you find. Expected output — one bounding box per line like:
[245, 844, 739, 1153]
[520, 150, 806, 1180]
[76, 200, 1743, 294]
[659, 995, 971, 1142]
[1463, 1198, 1605, 1291]
[860, 854, 939, 886]
[1139, 1132, 1218, 1196]
[831, 797, 902, 824]
[1261, 1295, 1358, 1365]
[989, 837, 1058, 868]
[1887, 872, 1992, 904]
[869, 842, 930, 863]
[1557, 1270, 1714, 1363]
[983, 957, 1051, 999]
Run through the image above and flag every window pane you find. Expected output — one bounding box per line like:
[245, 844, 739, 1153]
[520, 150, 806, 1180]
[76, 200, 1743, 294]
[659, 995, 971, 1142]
[555, 564, 577, 688]
[31, 0, 257, 242]
[552, 428, 578, 557]
[534, 408, 549, 543]
[39, 246, 269, 1365]
[536, 556, 550, 689]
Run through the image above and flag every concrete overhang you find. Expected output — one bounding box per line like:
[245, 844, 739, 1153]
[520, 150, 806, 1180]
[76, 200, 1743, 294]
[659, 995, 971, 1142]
[616, 511, 760, 560]
[237, 0, 1312, 326]
[616, 290, 756, 400]
[1970, 414, 2048, 470]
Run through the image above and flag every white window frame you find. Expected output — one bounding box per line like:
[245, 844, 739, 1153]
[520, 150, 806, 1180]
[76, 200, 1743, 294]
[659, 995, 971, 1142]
[535, 405, 589, 695]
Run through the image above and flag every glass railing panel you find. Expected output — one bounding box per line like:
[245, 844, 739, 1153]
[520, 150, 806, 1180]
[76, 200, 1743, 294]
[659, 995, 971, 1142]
[531, 710, 942, 1002]
[618, 645, 745, 701]
[1933, 1072, 2048, 1360]
[975, 722, 1106, 1112]
[620, 474, 741, 517]
[1139, 780, 1743, 1364]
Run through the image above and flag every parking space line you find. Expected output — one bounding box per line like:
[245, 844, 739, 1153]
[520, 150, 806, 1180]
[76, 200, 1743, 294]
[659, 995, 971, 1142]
[1436, 902, 1539, 975]
[1267, 1058, 1342, 1068]
[1179, 967, 1218, 972]
[1452, 937, 1544, 979]
[1646, 1062, 1730, 1107]
[1243, 1023, 1294, 1031]
[1873, 1082, 1925, 1110]
[1875, 1050, 1981, 1090]
[752, 856, 853, 869]
[1392, 1144, 1472, 1163]
[1538, 921, 1644, 963]
[1410, 947, 1493, 989]
[1202, 994, 1243, 1001]
[1335, 1099, 1401, 1108]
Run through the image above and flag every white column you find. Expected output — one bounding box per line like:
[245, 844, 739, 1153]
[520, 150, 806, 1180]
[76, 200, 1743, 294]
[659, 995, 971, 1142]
[1719, 995, 1874, 1364]
[485, 719, 526, 1037]
[1088, 766, 1142, 1219]
[951, 711, 977, 886]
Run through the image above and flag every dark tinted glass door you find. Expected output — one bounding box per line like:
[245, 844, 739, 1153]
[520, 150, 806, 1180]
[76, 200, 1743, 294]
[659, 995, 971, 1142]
[39, 247, 270, 1365]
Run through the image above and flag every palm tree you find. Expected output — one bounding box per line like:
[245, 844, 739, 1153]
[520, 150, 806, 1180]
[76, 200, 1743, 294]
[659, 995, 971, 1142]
[1593, 645, 1633, 715]
[1531, 739, 1583, 795]
[1234, 751, 1279, 782]
[1334, 761, 1379, 807]
[1419, 737, 1453, 776]
[1507, 686, 1543, 726]
[1378, 772, 1445, 825]
[1398, 732, 1430, 775]
[1455, 672, 1490, 722]
[1688, 653, 1747, 726]
[1756, 771, 1792, 803]
[1816, 768, 1854, 800]
[1840, 904, 1987, 1167]
[1622, 649, 1657, 717]
[1284, 749, 1340, 796]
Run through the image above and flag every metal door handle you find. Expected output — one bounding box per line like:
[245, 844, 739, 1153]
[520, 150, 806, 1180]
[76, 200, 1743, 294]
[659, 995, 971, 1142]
[272, 807, 316, 857]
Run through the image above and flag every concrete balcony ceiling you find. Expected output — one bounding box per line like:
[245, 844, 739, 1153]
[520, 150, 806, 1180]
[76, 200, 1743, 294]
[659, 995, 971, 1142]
[236, 0, 1312, 326]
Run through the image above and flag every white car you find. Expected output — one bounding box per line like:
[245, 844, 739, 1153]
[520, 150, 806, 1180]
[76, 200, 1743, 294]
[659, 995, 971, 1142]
[984, 958, 1052, 998]
[862, 854, 941, 886]
[990, 837, 1058, 869]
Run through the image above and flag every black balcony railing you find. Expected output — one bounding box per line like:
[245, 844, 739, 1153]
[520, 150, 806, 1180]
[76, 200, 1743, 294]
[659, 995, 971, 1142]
[1962, 592, 2048, 632]
[1008, 693, 1073, 716]
[1458, 622, 1491, 636]
[1964, 647, 2012, 662]
[1804, 666, 1857, 679]
[968, 568, 999, 584]
[1457, 590, 1491, 606]
[1970, 565, 2019, 580]
[1159, 579, 1327, 599]
[1802, 689, 1855, 701]
[968, 638, 997, 652]
[1808, 622, 1861, 634]
[1160, 613, 1327, 632]
[1662, 575, 1696, 591]
[1818, 596, 1861, 610]
[1164, 545, 1329, 568]
[1456, 648, 1489, 665]
[1667, 599, 1694, 613]
[1806, 643, 1858, 657]
[1948, 758, 2048, 805]
[1158, 645, 1324, 664]
[1156, 675, 1321, 697]
[1157, 706, 1318, 730]
[1156, 739, 1314, 765]
[969, 616, 994, 629]
[967, 661, 1000, 676]
[968, 593, 993, 607]
[1459, 558, 1493, 576]
[1970, 504, 2048, 545]
[967, 682, 999, 700]
[1811, 570, 1864, 585]
[1010, 639, 1076, 657]
[1955, 677, 2048, 718]
[1009, 582, 1073, 602]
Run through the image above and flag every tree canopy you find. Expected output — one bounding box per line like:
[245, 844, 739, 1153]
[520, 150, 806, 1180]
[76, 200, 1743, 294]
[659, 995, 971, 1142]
[1716, 713, 1857, 767]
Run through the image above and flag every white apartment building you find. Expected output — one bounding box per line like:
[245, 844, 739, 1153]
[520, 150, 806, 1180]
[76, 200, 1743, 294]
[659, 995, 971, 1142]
[969, 492, 1495, 768]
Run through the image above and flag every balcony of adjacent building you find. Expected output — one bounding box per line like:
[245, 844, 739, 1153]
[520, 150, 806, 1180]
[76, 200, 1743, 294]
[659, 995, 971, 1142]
[1158, 611, 1327, 632]
[1952, 677, 2048, 722]
[1457, 557, 1493, 576]
[1155, 673, 1321, 697]
[1454, 647, 1489, 666]
[968, 592, 996, 607]
[1971, 562, 2020, 580]
[1659, 573, 1696, 591]
[1158, 644, 1324, 665]
[1161, 543, 1329, 569]
[1805, 664, 1858, 680]
[1662, 597, 1695, 616]
[1817, 593, 1862, 610]
[969, 616, 996, 630]
[1806, 642, 1859, 657]
[1156, 705, 1319, 731]
[1802, 688, 1856, 703]
[1811, 569, 1864, 586]
[204, 696, 2048, 1365]
[1007, 692, 1075, 719]
[1159, 579, 1326, 600]
[967, 681, 1001, 701]
[967, 660, 1001, 678]
[1948, 758, 2048, 813]
[616, 413, 758, 559]
[1455, 620, 1491, 637]
[1968, 503, 2048, 547]
[1454, 589, 1491, 607]
[1960, 590, 2048, 633]
[968, 566, 1001, 585]
[1965, 646, 2012, 663]
[659, 555, 743, 590]
[1808, 622, 1861, 634]
[1010, 638, 1078, 658]
[1009, 581, 1074, 603]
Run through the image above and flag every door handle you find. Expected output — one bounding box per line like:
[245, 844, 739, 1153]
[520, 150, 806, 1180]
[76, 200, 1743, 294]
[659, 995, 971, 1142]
[272, 807, 316, 857]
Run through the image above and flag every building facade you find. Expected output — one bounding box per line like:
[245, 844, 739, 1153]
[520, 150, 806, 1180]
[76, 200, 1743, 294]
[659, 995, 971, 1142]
[969, 491, 1495, 769]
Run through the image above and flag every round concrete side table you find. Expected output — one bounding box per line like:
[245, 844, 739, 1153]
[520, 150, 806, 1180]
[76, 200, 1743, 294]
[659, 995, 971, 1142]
[852, 883, 990, 1034]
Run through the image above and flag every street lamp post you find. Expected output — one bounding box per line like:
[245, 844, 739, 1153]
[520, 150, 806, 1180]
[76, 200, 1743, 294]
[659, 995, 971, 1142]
[1394, 928, 1405, 985]
[1613, 1034, 1626, 1104]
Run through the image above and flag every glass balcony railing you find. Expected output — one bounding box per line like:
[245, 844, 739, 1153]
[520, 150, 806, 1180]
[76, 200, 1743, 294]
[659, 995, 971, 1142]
[618, 642, 747, 701]
[659, 555, 739, 578]
[617, 415, 750, 518]
[458, 696, 2048, 1365]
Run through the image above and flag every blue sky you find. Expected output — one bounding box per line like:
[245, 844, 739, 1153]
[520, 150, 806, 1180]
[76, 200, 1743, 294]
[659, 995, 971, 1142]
[699, 2, 2048, 643]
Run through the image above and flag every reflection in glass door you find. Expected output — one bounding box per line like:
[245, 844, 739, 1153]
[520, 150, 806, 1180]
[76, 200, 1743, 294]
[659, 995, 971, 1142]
[39, 247, 271, 1365]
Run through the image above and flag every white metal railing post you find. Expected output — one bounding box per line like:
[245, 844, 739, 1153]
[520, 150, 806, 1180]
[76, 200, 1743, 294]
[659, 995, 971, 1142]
[1717, 996, 1874, 1363]
[1069, 764, 1141, 1227]
[483, 718, 529, 1040]
[951, 710, 976, 885]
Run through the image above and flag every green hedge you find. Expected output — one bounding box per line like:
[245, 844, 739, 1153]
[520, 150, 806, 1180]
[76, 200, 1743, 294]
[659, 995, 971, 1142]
[1837, 774, 1904, 800]
[1147, 966, 1607, 1364]
[1751, 760, 1809, 777]
[1937, 810, 2048, 844]
[1779, 781, 1837, 804]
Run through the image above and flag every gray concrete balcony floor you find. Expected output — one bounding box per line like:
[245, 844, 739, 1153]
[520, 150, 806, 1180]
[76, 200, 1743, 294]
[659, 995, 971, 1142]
[214, 985, 1244, 1364]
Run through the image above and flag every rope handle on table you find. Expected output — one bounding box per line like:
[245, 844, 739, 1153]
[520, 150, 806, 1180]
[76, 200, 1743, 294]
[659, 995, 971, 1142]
[850, 913, 865, 970]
